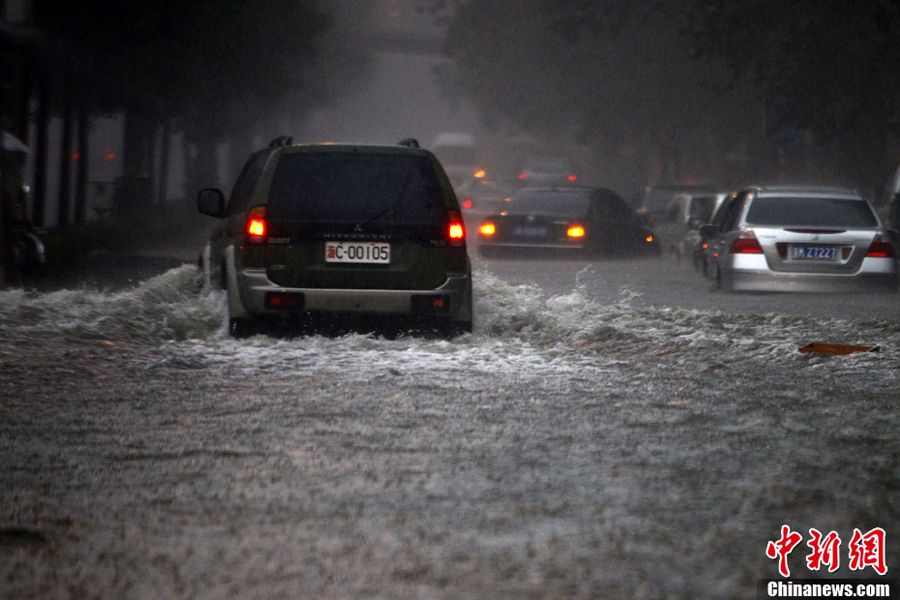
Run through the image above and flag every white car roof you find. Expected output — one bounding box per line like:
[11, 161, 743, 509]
[752, 185, 863, 200]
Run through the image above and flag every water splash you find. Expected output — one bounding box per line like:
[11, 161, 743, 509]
[0, 265, 225, 343]
[0, 265, 896, 385]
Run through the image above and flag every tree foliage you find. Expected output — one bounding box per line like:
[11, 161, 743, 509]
[436, 0, 898, 190]
[32, 0, 364, 208]
[439, 0, 759, 188]
[35, 1, 334, 127]
[685, 0, 900, 141]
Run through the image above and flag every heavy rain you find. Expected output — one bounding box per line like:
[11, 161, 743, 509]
[1, 1, 899, 599]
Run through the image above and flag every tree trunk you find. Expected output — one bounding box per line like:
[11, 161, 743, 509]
[180, 106, 224, 201]
[229, 134, 253, 182]
[73, 105, 90, 224]
[838, 114, 885, 198]
[146, 120, 156, 207]
[157, 118, 170, 208]
[182, 132, 195, 202]
[119, 108, 153, 221]
[56, 95, 74, 227]
[31, 69, 50, 228]
[123, 107, 151, 179]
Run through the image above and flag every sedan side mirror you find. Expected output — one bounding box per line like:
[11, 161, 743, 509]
[198, 188, 226, 217]
[699, 224, 718, 240]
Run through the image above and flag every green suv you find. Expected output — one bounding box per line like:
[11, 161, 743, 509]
[198, 138, 473, 337]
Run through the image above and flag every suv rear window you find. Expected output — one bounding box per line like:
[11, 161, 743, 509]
[267, 152, 446, 224]
[746, 197, 878, 228]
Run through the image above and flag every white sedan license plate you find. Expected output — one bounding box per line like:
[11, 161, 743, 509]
[790, 245, 837, 261]
[325, 242, 391, 264]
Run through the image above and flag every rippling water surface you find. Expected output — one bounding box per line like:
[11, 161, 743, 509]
[1, 265, 897, 598]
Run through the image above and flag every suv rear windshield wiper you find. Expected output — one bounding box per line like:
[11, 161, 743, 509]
[359, 173, 413, 226]
[360, 203, 400, 226]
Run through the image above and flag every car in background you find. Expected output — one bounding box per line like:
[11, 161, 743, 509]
[455, 175, 520, 228]
[198, 137, 473, 337]
[1, 133, 45, 288]
[693, 191, 736, 275]
[476, 186, 659, 257]
[517, 156, 579, 186]
[655, 191, 729, 259]
[430, 132, 478, 188]
[701, 186, 898, 293]
[631, 184, 718, 228]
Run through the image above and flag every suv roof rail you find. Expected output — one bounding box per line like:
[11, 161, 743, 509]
[268, 135, 293, 148]
[398, 138, 420, 148]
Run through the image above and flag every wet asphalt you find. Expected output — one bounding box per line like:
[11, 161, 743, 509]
[1, 249, 897, 599]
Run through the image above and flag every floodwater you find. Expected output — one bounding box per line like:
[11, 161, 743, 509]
[1, 263, 897, 598]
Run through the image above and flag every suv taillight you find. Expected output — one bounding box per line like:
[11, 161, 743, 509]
[246, 206, 268, 244]
[447, 209, 465, 246]
[730, 231, 763, 254]
[866, 234, 896, 258]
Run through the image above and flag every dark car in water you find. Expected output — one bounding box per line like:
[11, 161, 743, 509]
[455, 175, 520, 228]
[198, 138, 473, 337]
[476, 186, 659, 257]
[517, 156, 579, 186]
[631, 183, 718, 227]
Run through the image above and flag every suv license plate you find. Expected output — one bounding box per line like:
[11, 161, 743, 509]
[325, 242, 391, 264]
[790, 245, 837, 261]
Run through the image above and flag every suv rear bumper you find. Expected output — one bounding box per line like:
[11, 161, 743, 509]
[724, 268, 899, 293]
[237, 268, 473, 321]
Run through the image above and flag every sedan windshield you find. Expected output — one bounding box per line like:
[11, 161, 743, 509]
[746, 197, 878, 228]
[523, 157, 571, 172]
[509, 191, 590, 217]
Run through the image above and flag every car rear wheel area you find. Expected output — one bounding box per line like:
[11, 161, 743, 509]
[223, 263, 474, 339]
[227, 312, 471, 339]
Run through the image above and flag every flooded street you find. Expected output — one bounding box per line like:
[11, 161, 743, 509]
[1, 257, 898, 599]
